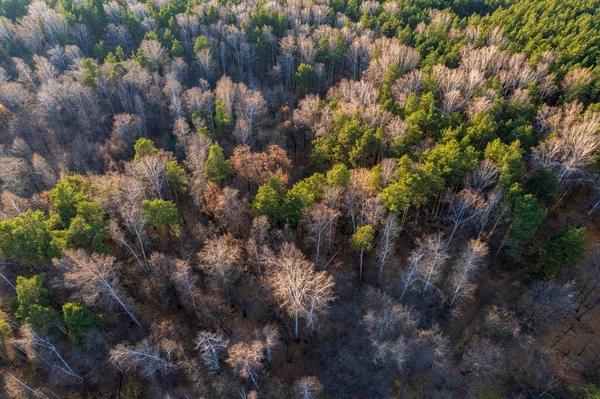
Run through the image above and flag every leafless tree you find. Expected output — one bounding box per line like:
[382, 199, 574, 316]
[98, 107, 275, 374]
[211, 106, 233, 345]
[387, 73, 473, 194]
[195, 331, 229, 373]
[294, 376, 323, 399]
[261, 324, 279, 364]
[266, 243, 335, 341]
[13, 325, 82, 381]
[140, 39, 168, 71]
[56, 250, 143, 327]
[198, 234, 243, 303]
[532, 108, 600, 187]
[303, 203, 337, 269]
[363, 288, 416, 369]
[419, 233, 449, 295]
[109, 338, 178, 378]
[344, 168, 374, 233]
[449, 239, 488, 306]
[376, 213, 398, 287]
[444, 188, 485, 249]
[469, 160, 499, 192]
[226, 341, 265, 389]
[399, 246, 425, 301]
[233, 118, 252, 145]
[171, 258, 199, 313]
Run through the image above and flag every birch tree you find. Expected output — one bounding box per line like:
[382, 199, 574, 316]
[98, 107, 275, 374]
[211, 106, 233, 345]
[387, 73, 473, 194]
[445, 188, 485, 249]
[13, 325, 83, 381]
[303, 203, 337, 269]
[226, 340, 265, 389]
[294, 376, 323, 399]
[109, 338, 178, 378]
[198, 234, 242, 303]
[449, 239, 488, 306]
[267, 243, 335, 341]
[56, 249, 143, 328]
[376, 213, 398, 287]
[195, 331, 229, 373]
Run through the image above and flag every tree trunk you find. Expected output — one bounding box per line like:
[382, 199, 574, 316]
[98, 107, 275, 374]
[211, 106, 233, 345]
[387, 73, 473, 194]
[295, 310, 300, 343]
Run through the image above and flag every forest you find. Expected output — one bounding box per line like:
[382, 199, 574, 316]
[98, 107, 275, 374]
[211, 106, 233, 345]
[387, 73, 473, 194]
[1, 0, 600, 397]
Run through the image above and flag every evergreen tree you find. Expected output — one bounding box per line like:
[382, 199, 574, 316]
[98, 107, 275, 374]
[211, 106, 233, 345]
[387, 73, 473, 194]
[206, 142, 234, 183]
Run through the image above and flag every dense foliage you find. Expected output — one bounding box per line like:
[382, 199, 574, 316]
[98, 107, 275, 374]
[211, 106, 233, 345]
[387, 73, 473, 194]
[0, 0, 599, 397]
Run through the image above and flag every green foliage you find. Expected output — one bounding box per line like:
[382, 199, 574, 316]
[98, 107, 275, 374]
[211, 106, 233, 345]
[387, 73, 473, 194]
[15, 275, 57, 332]
[62, 302, 103, 346]
[251, 177, 285, 225]
[166, 160, 188, 194]
[482, 0, 600, 76]
[206, 142, 234, 183]
[48, 175, 107, 252]
[141, 199, 181, 237]
[64, 201, 108, 253]
[171, 39, 183, 57]
[283, 173, 326, 225]
[0, 210, 60, 262]
[422, 140, 479, 186]
[582, 384, 600, 399]
[214, 99, 231, 130]
[0, 0, 30, 19]
[391, 92, 440, 155]
[379, 62, 403, 112]
[540, 228, 586, 275]
[194, 35, 210, 52]
[295, 63, 314, 90]
[484, 139, 523, 188]
[49, 175, 93, 228]
[0, 310, 11, 344]
[312, 115, 380, 168]
[326, 163, 351, 187]
[526, 169, 558, 206]
[503, 184, 546, 256]
[382, 156, 443, 212]
[349, 225, 375, 251]
[81, 58, 98, 88]
[133, 137, 159, 161]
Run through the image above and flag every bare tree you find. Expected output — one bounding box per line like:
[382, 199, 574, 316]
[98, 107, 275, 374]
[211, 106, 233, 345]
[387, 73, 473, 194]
[56, 250, 143, 327]
[399, 246, 425, 301]
[376, 213, 398, 287]
[195, 331, 229, 373]
[261, 324, 279, 364]
[139, 39, 168, 71]
[419, 233, 449, 295]
[13, 325, 83, 381]
[226, 341, 265, 389]
[171, 259, 199, 312]
[294, 376, 323, 399]
[363, 288, 415, 369]
[303, 203, 337, 269]
[445, 188, 485, 249]
[109, 338, 178, 378]
[266, 243, 335, 341]
[469, 160, 499, 192]
[449, 239, 488, 306]
[198, 234, 243, 303]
